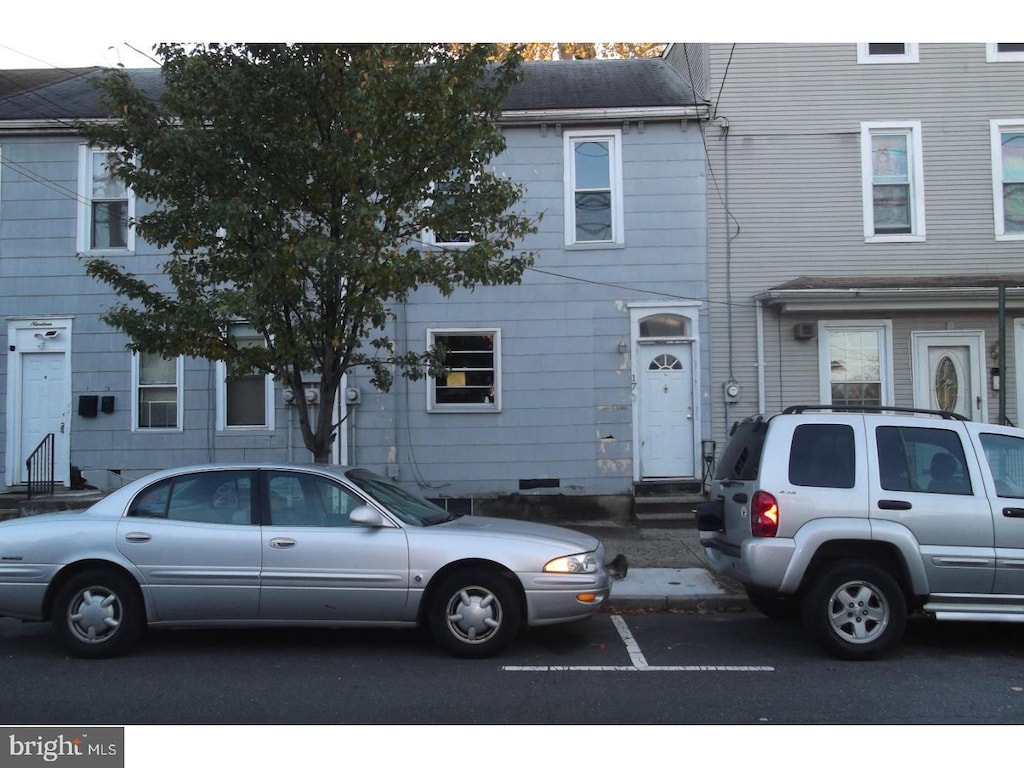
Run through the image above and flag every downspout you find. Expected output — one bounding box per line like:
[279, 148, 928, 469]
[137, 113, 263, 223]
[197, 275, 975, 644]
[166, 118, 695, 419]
[756, 298, 766, 414]
[999, 282, 1007, 425]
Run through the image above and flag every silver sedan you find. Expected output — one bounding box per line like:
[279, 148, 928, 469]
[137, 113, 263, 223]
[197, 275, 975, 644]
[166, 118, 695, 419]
[0, 464, 614, 658]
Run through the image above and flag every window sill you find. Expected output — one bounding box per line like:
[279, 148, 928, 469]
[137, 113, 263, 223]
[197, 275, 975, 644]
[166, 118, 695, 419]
[564, 241, 626, 251]
[428, 407, 501, 415]
[996, 233, 1024, 242]
[864, 234, 926, 244]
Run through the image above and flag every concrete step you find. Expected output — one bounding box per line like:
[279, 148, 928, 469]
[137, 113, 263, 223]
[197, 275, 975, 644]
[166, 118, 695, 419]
[0, 490, 105, 521]
[632, 492, 704, 525]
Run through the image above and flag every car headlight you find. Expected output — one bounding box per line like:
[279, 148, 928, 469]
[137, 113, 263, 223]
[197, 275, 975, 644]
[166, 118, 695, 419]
[544, 551, 598, 574]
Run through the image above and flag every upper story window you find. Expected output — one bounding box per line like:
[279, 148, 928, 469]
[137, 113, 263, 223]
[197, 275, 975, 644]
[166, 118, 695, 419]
[217, 323, 275, 430]
[856, 43, 919, 64]
[77, 146, 135, 253]
[990, 120, 1024, 239]
[133, 351, 183, 431]
[563, 128, 623, 247]
[818, 320, 894, 407]
[986, 43, 1024, 62]
[860, 122, 926, 242]
[428, 329, 500, 413]
[424, 178, 475, 247]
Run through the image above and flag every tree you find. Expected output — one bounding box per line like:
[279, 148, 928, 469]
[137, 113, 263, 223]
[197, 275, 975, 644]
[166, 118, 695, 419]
[512, 43, 666, 60]
[81, 43, 537, 463]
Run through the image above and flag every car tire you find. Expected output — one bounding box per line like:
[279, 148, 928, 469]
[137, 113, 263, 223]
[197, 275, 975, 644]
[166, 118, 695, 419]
[746, 587, 801, 621]
[802, 562, 906, 661]
[428, 569, 522, 659]
[51, 569, 144, 659]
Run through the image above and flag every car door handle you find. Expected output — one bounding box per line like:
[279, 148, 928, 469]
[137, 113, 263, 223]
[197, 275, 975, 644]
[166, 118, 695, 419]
[123, 532, 152, 543]
[1003, 508, 1024, 518]
[269, 537, 297, 549]
[732, 493, 748, 504]
[877, 500, 912, 511]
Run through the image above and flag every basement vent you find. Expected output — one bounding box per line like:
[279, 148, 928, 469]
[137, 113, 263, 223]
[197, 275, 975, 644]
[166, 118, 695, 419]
[519, 478, 560, 490]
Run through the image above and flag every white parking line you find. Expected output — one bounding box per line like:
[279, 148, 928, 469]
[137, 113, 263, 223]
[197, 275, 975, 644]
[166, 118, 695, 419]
[503, 615, 776, 673]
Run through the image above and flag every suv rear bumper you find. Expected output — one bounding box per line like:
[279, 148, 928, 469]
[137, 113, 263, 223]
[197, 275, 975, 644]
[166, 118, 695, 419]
[702, 536, 797, 592]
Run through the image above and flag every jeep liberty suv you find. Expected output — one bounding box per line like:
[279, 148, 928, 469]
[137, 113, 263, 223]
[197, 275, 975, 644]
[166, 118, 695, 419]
[699, 405, 1024, 660]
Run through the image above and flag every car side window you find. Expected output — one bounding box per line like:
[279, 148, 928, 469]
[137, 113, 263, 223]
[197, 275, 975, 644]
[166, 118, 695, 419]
[980, 433, 1024, 498]
[128, 471, 253, 524]
[788, 423, 856, 488]
[266, 471, 364, 527]
[876, 426, 972, 495]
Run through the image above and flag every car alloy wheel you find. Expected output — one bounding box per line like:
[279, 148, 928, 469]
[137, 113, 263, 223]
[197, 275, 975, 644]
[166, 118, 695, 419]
[803, 562, 906, 661]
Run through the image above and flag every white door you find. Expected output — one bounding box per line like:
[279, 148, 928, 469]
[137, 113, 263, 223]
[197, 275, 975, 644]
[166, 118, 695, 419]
[638, 343, 695, 478]
[912, 331, 985, 421]
[6, 319, 72, 487]
[20, 353, 69, 484]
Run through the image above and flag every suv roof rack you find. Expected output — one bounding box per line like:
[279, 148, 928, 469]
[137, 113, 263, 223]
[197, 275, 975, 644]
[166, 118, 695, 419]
[781, 405, 969, 421]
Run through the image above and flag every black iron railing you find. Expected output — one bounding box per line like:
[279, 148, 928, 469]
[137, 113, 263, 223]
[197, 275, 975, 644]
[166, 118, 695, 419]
[26, 433, 55, 500]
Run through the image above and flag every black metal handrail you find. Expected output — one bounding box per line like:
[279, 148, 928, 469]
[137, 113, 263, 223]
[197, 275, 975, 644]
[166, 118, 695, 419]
[26, 433, 55, 500]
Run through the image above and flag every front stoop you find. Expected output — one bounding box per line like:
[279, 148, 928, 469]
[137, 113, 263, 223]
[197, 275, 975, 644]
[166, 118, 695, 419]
[632, 481, 705, 526]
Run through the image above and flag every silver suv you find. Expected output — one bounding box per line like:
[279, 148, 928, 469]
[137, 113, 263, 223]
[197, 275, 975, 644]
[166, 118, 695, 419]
[699, 405, 1024, 660]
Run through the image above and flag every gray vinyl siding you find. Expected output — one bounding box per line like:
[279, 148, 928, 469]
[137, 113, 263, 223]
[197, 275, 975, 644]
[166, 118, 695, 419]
[705, 43, 1024, 452]
[347, 120, 708, 497]
[2, 115, 708, 495]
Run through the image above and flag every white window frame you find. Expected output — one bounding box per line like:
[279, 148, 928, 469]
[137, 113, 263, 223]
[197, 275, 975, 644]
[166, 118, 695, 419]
[77, 145, 135, 253]
[856, 43, 919, 64]
[563, 128, 624, 248]
[427, 328, 501, 413]
[986, 44, 1024, 63]
[131, 351, 184, 432]
[860, 121, 926, 242]
[423, 178, 476, 249]
[991, 119, 1024, 240]
[216, 324, 275, 431]
[817, 320, 895, 407]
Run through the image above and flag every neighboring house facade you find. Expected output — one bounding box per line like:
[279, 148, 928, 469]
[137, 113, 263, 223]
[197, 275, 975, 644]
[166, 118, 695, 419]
[700, 43, 1024, 455]
[0, 56, 711, 515]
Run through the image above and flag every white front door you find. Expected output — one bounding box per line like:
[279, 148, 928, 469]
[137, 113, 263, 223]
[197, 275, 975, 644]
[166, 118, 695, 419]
[6, 319, 72, 487]
[638, 343, 695, 478]
[912, 331, 986, 421]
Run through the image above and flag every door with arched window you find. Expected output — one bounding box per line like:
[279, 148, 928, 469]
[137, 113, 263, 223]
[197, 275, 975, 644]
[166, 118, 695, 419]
[911, 331, 985, 422]
[635, 312, 696, 478]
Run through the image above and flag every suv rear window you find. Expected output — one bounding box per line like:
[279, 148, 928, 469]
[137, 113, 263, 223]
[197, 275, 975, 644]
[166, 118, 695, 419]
[715, 418, 767, 481]
[788, 423, 856, 488]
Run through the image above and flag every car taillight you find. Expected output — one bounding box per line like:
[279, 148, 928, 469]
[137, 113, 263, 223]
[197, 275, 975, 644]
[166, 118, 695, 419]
[751, 491, 779, 537]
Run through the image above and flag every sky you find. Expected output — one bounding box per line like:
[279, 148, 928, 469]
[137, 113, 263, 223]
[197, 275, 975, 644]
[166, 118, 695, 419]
[2, 1, 1013, 70]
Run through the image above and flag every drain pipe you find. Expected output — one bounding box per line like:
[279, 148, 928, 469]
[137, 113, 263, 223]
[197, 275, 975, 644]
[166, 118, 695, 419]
[756, 297, 766, 414]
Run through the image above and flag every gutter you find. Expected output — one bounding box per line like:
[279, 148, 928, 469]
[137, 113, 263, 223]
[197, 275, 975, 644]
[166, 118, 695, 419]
[758, 285, 1024, 312]
[499, 105, 709, 125]
[3, 105, 710, 135]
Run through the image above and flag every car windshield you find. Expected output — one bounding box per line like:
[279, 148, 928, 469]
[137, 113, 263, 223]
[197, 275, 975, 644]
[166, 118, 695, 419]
[346, 469, 452, 527]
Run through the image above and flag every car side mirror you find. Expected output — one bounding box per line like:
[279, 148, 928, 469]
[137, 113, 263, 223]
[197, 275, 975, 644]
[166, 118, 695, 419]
[350, 505, 386, 527]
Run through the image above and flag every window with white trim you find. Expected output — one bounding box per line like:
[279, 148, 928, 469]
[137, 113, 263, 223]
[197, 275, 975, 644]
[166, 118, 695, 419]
[991, 120, 1024, 239]
[133, 351, 183, 430]
[563, 128, 623, 246]
[77, 146, 134, 252]
[428, 329, 500, 412]
[856, 43, 919, 64]
[425, 178, 475, 247]
[217, 324, 275, 430]
[861, 122, 925, 241]
[818, 321, 893, 407]
[986, 43, 1024, 62]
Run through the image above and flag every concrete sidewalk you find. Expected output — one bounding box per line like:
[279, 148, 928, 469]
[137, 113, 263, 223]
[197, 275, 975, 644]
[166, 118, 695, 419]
[568, 524, 750, 611]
